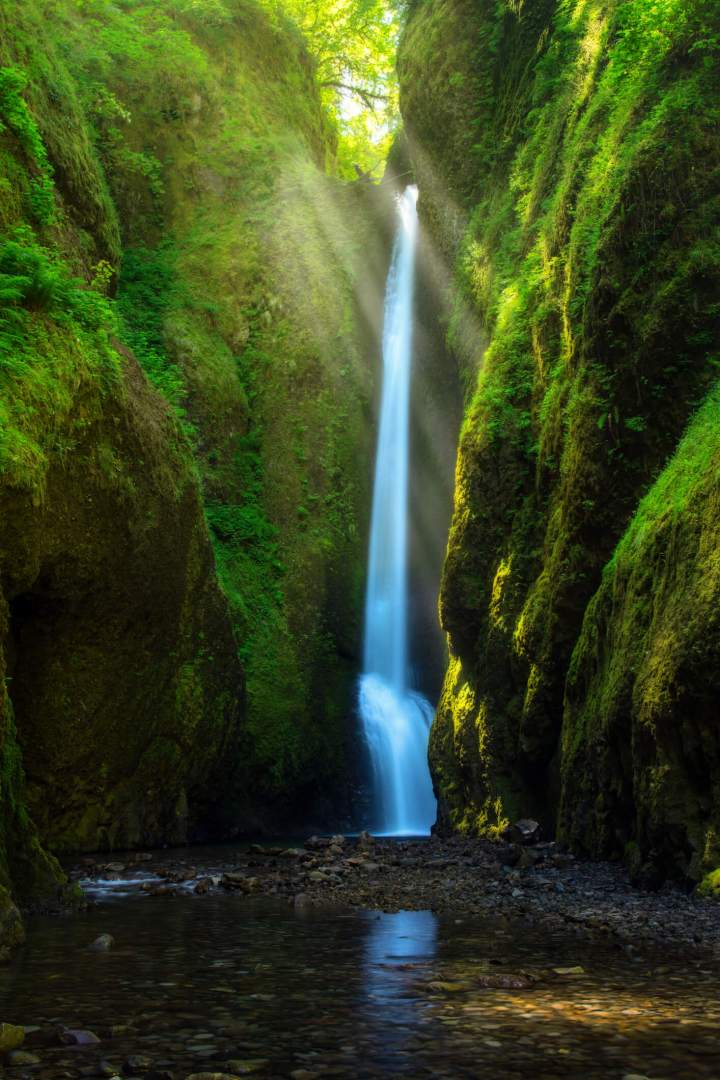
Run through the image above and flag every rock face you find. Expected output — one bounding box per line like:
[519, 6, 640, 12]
[0, 0, 385, 948]
[398, 0, 720, 881]
[47, 0, 388, 824]
[0, 0, 390, 947]
[1, 351, 244, 854]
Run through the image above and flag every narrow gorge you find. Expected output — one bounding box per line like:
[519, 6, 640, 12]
[0, 0, 719, 1076]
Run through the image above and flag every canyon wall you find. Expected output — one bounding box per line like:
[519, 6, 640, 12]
[398, 0, 720, 885]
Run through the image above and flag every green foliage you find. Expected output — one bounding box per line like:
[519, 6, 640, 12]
[0, 67, 50, 170]
[0, 226, 120, 497]
[269, 0, 400, 177]
[0, 67, 55, 225]
[115, 244, 191, 427]
[0, 227, 116, 347]
[0, 0, 373, 828]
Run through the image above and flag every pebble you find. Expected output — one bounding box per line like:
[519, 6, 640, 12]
[90, 934, 115, 952]
[6, 1050, 40, 1065]
[124, 1055, 152, 1072]
[59, 1029, 101, 1045]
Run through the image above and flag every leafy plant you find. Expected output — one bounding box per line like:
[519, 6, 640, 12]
[0, 67, 56, 225]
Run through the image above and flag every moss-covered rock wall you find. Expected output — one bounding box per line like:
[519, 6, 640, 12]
[398, 0, 720, 881]
[48, 0, 386, 824]
[0, 6, 245, 935]
[0, 0, 385, 947]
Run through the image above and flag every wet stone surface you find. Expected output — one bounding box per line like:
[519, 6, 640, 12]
[67, 834, 720, 955]
[0, 837, 718, 1079]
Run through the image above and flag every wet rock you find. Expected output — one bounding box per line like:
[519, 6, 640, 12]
[222, 868, 262, 894]
[293, 893, 310, 908]
[186, 1076, 244, 1080]
[303, 836, 331, 851]
[474, 973, 531, 989]
[518, 848, 540, 869]
[220, 1060, 270, 1075]
[503, 819, 541, 846]
[194, 878, 211, 895]
[58, 1029, 101, 1046]
[89, 934, 115, 951]
[499, 845, 521, 867]
[426, 980, 470, 992]
[123, 1056, 153, 1073]
[357, 831, 374, 851]
[221, 872, 246, 889]
[0, 1024, 25, 1053]
[158, 868, 196, 883]
[6, 1050, 40, 1065]
[98, 1061, 122, 1077]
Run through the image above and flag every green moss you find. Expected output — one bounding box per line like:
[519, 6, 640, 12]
[48, 1, 378, 805]
[0, 0, 380, 862]
[559, 384, 720, 876]
[399, 0, 720, 865]
[698, 870, 720, 899]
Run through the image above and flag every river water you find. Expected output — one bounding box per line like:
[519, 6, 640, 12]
[2, 879, 719, 1079]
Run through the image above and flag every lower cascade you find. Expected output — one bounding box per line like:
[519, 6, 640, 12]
[358, 184, 437, 837]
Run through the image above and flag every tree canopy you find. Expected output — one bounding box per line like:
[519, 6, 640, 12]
[274, 0, 400, 178]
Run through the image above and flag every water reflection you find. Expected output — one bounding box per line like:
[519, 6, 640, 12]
[361, 910, 438, 1068]
[1, 894, 718, 1078]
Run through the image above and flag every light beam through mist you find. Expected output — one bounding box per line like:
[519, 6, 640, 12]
[359, 184, 437, 837]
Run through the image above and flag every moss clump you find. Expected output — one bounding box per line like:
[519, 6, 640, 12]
[398, 0, 720, 875]
[697, 870, 720, 900]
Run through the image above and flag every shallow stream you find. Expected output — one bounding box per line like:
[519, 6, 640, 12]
[2, 864, 720, 1080]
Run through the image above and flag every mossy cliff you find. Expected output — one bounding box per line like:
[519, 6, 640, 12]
[45, 0, 383, 820]
[0, 0, 382, 942]
[0, 14, 245, 933]
[398, 0, 720, 881]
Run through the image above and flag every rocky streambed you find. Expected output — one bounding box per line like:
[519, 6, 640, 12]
[1, 835, 719, 1080]
[71, 832, 720, 954]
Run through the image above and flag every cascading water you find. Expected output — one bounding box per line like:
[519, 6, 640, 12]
[358, 185, 437, 837]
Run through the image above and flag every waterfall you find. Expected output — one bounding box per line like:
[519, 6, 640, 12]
[358, 185, 437, 836]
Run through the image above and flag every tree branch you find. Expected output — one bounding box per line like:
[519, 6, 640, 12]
[321, 80, 388, 109]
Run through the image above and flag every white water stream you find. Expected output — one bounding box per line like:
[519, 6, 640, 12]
[358, 185, 437, 836]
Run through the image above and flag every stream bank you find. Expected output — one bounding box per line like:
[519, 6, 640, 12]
[70, 835, 720, 954]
